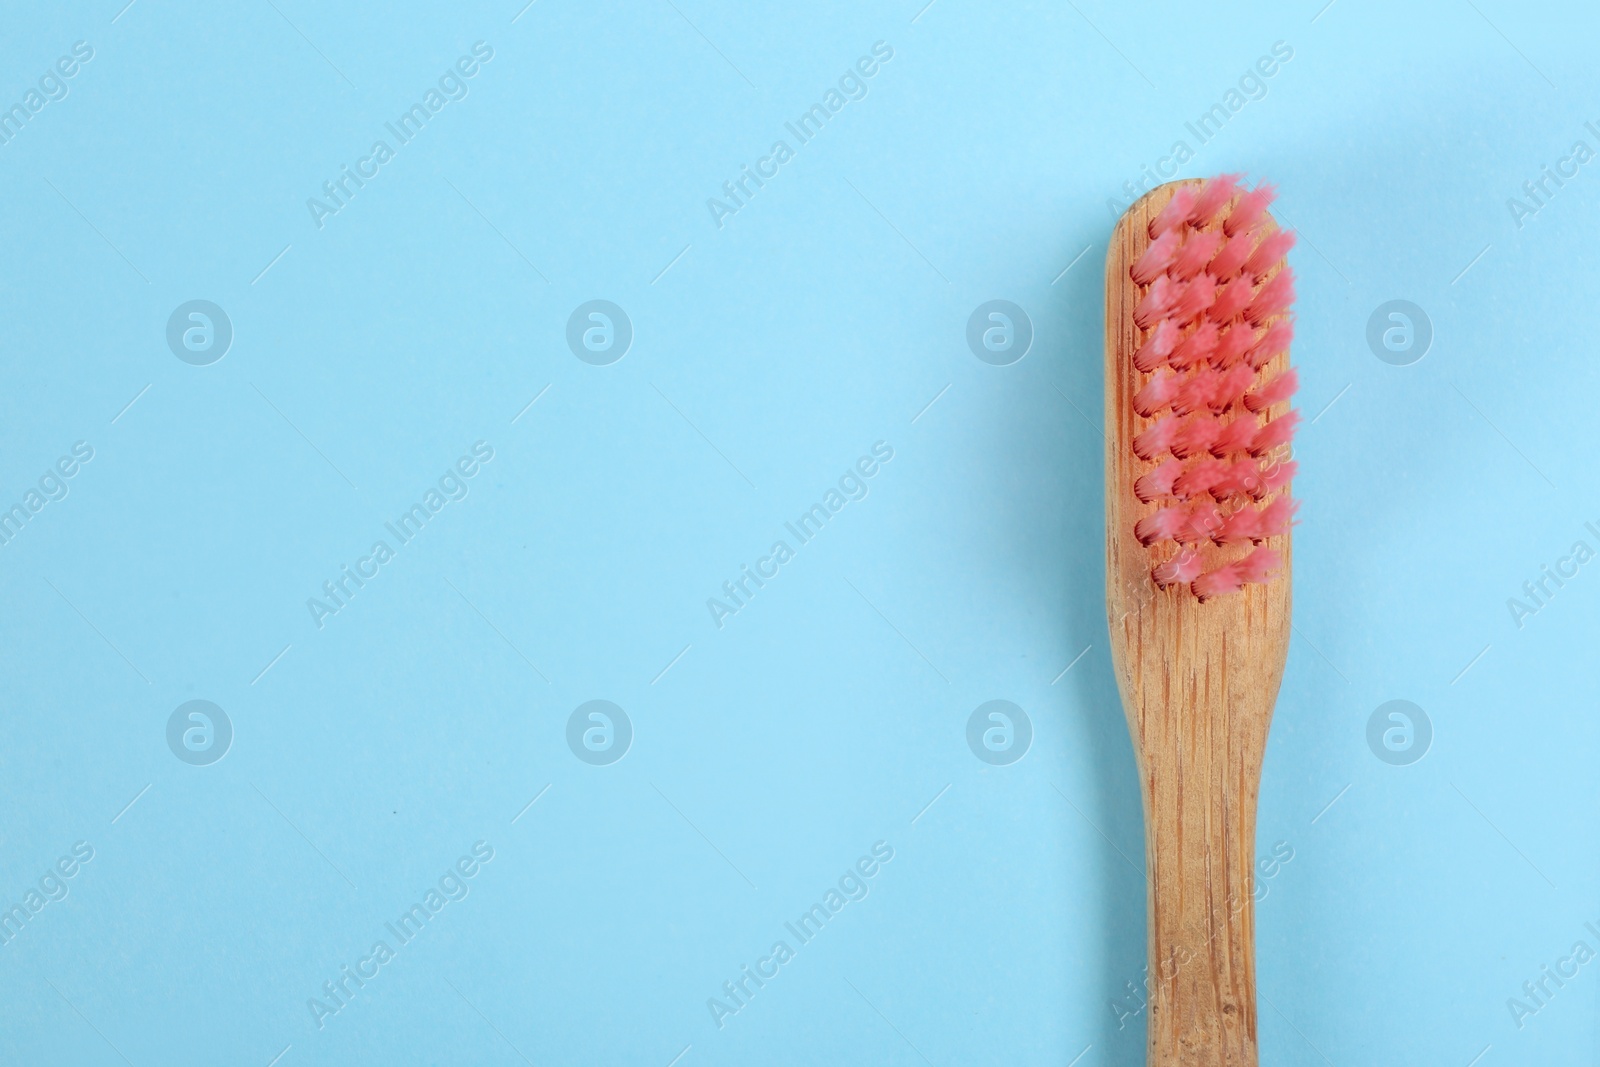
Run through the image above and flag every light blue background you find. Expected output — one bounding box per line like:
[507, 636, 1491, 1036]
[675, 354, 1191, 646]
[0, 1, 1595, 1064]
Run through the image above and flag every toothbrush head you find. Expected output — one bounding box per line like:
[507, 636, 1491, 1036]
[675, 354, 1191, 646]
[1117, 177, 1298, 599]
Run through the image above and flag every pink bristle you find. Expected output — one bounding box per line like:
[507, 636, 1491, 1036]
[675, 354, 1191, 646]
[1255, 458, 1297, 497]
[1134, 506, 1190, 547]
[1244, 229, 1296, 279]
[1152, 547, 1204, 588]
[1126, 177, 1297, 602]
[1134, 275, 1177, 329]
[1134, 459, 1184, 503]
[1187, 502, 1224, 542]
[1211, 324, 1259, 368]
[1170, 370, 1218, 416]
[1254, 496, 1298, 539]
[1191, 174, 1242, 227]
[1169, 321, 1219, 370]
[1208, 275, 1255, 322]
[1134, 319, 1181, 372]
[1134, 369, 1181, 417]
[1248, 409, 1300, 456]
[1131, 229, 1182, 285]
[1209, 230, 1255, 278]
[1235, 545, 1282, 582]
[1214, 505, 1263, 545]
[1246, 268, 1294, 325]
[1150, 186, 1197, 236]
[1246, 318, 1294, 369]
[1209, 415, 1258, 456]
[1170, 230, 1225, 280]
[1213, 364, 1257, 410]
[1132, 416, 1180, 461]
[1171, 416, 1221, 459]
[1169, 273, 1217, 323]
[1244, 368, 1298, 413]
[1223, 183, 1276, 237]
[1193, 546, 1281, 599]
[1173, 458, 1225, 499]
[1192, 561, 1243, 600]
[1209, 460, 1260, 499]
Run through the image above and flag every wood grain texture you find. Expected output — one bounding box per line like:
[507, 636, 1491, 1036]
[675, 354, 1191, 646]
[1104, 179, 1292, 1067]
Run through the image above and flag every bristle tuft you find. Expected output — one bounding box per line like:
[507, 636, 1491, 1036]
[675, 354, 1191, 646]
[1134, 275, 1177, 329]
[1134, 458, 1184, 503]
[1255, 495, 1299, 539]
[1244, 229, 1296, 279]
[1131, 229, 1181, 285]
[1191, 174, 1242, 227]
[1152, 547, 1204, 588]
[1192, 546, 1281, 600]
[1223, 183, 1276, 236]
[1247, 319, 1294, 369]
[1132, 416, 1179, 461]
[1209, 459, 1262, 499]
[1149, 186, 1197, 236]
[1244, 368, 1298, 413]
[1211, 324, 1259, 368]
[1169, 321, 1219, 370]
[1208, 276, 1255, 322]
[1171, 230, 1225, 280]
[1170, 416, 1222, 459]
[1213, 505, 1264, 545]
[1170, 370, 1218, 416]
[1248, 409, 1300, 456]
[1255, 458, 1296, 497]
[1213, 364, 1257, 410]
[1209, 415, 1258, 457]
[1246, 267, 1294, 325]
[1172, 458, 1225, 499]
[1209, 230, 1255, 277]
[1133, 369, 1181, 417]
[1134, 506, 1190, 547]
[1168, 273, 1218, 323]
[1236, 544, 1283, 582]
[1133, 319, 1180, 373]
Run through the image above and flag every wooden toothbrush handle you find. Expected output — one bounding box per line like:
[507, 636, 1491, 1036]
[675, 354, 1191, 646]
[1103, 178, 1294, 1066]
[1137, 690, 1270, 1066]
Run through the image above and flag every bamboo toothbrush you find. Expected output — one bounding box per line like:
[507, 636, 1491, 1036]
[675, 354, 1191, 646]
[1103, 175, 1299, 1066]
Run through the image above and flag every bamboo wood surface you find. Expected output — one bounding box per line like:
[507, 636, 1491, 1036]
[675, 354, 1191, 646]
[1104, 180, 1292, 1067]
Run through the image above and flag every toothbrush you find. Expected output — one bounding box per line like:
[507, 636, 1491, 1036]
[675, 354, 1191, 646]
[1103, 175, 1298, 1066]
